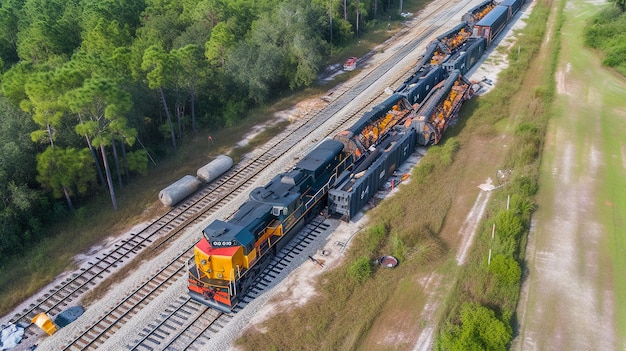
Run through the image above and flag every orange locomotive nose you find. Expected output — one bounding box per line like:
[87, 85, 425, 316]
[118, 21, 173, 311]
[188, 278, 236, 313]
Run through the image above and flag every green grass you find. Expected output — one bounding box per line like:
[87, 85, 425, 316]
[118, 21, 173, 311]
[558, 0, 626, 339]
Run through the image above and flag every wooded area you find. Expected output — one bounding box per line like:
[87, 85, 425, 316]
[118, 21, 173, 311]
[0, 0, 408, 263]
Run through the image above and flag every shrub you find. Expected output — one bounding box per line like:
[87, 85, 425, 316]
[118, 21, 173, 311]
[390, 233, 407, 261]
[494, 210, 524, 240]
[437, 303, 512, 351]
[584, 8, 626, 70]
[488, 254, 522, 286]
[413, 160, 434, 183]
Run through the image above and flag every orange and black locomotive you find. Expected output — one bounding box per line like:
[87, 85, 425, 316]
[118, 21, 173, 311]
[187, 140, 351, 312]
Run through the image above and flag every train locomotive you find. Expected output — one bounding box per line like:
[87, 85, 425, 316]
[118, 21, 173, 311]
[188, 0, 525, 311]
[187, 140, 352, 312]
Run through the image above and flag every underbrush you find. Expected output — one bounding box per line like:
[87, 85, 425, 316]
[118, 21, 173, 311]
[584, 6, 626, 76]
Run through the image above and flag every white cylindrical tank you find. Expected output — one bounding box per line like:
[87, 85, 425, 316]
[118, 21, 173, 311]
[196, 155, 233, 183]
[159, 175, 202, 206]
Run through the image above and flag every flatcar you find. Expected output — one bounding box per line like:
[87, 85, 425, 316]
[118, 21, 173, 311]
[436, 22, 472, 53]
[187, 140, 352, 312]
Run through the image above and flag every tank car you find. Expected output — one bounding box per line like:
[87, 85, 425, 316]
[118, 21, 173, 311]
[159, 175, 202, 206]
[187, 140, 352, 312]
[197, 155, 233, 183]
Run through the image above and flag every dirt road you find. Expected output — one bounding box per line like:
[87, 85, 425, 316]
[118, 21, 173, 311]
[513, 0, 626, 349]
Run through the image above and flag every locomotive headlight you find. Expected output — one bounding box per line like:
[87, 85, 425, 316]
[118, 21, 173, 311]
[201, 259, 207, 266]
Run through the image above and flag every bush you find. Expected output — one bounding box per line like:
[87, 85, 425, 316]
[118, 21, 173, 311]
[429, 137, 459, 167]
[390, 233, 407, 261]
[584, 8, 626, 71]
[494, 210, 524, 240]
[488, 254, 522, 286]
[437, 303, 512, 351]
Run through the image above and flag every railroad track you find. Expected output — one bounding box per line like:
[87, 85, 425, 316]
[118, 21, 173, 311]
[9, 0, 477, 348]
[125, 219, 331, 351]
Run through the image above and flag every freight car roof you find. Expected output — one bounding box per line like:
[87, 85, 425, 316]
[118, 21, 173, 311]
[475, 5, 508, 27]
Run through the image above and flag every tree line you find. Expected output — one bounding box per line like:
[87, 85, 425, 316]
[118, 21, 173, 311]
[0, 0, 407, 262]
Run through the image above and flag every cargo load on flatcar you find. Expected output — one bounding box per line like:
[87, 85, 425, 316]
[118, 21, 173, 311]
[334, 94, 415, 159]
[409, 70, 473, 145]
[462, 0, 497, 26]
[436, 22, 472, 53]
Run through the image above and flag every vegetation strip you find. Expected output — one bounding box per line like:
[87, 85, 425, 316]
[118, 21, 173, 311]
[436, 0, 562, 348]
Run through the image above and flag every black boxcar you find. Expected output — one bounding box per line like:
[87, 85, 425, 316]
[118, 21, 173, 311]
[472, 5, 509, 46]
[499, 0, 523, 18]
[462, 0, 496, 26]
[328, 129, 416, 219]
[443, 37, 487, 75]
[398, 65, 447, 106]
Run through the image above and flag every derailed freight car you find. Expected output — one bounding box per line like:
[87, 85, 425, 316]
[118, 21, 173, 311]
[443, 37, 487, 75]
[462, 0, 497, 26]
[436, 22, 472, 53]
[334, 93, 415, 158]
[472, 5, 509, 46]
[499, 0, 523, 18]
[328, 129, 416, 219]
[396, 65, 447, 106]
[410, 70, 473, 145]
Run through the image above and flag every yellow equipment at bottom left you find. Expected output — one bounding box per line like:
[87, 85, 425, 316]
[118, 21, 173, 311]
[32, 312, 57, 336]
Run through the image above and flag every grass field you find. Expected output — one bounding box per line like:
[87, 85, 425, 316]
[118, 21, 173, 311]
[513, 0, 626, 348]
[554, 0, 626, 340]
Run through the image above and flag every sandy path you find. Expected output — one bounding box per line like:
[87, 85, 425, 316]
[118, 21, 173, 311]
[512, 0, 626, 349]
